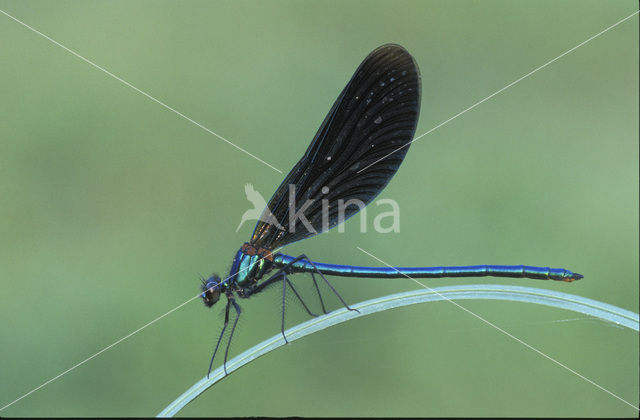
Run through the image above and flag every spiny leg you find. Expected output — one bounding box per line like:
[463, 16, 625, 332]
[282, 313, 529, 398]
[252, 266, 318, 317]
[285, 276, 317, 317]
[254, 269, 315, 344]
[263, 254, 334, 314]
[250, 256, 342, 343]
[261, 254, 357, 314]
[280, 272, 318, 343]
[222, 296, 241, 375]
[207, 297, 231, 378]
[310, 271, 328, 315]
[297, 254, 359, 314]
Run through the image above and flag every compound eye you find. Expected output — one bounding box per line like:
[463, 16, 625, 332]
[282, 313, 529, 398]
[201, 275, 222, 307]
[209, 289, 221, 305]
[202, 288, 220, 307]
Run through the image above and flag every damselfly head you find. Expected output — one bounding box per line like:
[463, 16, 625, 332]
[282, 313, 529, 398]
[201, 274, 222, 307]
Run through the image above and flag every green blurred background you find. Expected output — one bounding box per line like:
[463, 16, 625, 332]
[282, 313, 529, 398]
[1, 0, 638, 416]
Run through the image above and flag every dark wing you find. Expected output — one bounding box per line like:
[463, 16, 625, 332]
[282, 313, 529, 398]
[251, 43, 421, 249]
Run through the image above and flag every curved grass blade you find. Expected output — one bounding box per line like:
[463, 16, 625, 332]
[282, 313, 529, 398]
[158, 285, 638, 417]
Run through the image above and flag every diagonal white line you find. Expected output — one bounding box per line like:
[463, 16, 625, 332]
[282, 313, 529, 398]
[356, 246, 639, 411]
[1, 6, 637, 414]
[0, 8, 283, 174]
[0, 294, 199, 412]
[356, 10, 640, 174]
[0, 246, 281, 412]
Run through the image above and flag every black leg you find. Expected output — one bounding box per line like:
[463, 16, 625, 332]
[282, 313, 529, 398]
[278, 272, 320, 343]
[310, 271, 328, 314]
[297, 255, 359, 314]
[247, 267, 318, 344]
[251, 267, 317, 317]
[286, 276, 317, 317]
[207, 297, 231, 378]
[244, 254, 357, 349]
[253, 254, 358, 315]
[222, 296, 241, 375]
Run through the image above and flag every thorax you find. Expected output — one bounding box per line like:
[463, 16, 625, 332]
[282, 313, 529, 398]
[229, 243, 274, 294]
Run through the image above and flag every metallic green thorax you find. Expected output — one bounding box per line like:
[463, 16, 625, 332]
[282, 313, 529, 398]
[230, 245, 273, 289]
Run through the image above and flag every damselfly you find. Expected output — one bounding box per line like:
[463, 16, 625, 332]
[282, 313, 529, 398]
[200, 44, 582, 375]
